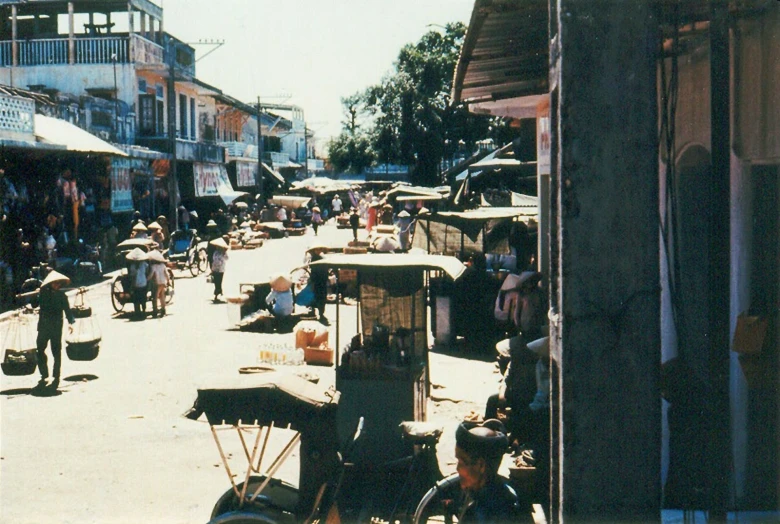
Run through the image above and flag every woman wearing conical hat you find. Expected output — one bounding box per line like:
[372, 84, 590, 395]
[35, 271, 75, 390]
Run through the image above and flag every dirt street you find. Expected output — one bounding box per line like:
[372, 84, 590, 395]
[0, 223, 501, 524]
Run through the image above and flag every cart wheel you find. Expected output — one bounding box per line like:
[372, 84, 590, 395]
[207, 511, 281, 524]
[197, 248, 209, 273]
[110, 276, 125, 312]
[188, 249, 200, 277]
[165, 270, 175, 304]
[290, 267, 310, 293]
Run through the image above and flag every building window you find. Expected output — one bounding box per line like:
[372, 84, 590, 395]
[190, 97, 196, 141]
[138, 94, 156, 137]
[156, 85, 164, 99]
[179, 93, 187, 138]
[138, 78, 147, 93]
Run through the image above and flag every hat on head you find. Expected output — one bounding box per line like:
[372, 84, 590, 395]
[499, 272, 522, 292]
[41, 270, 70, 289]
[147, 221, 161, 230]
[147, 250, 167, 264]
[527, 336, 550, 359]
[455, 419, 508, 462]
[334, 194, 340, 198]
[210, 238, 229, 251]
[240, 221, 251, 228]
[125, 247, 149, 261]
[397, 210, 410, 218]
[418, 207, 430, 215]
[307, 242, 329, 254]
[495, 335, 550, 360]
[372, 235, 401, 253]
[312, 206, 321, 213]
[132, 222, 148, 232]
[269, 273, 293, 292]
[206, 219, 218, 228]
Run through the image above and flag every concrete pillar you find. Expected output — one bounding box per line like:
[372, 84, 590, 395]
[708, 0, 732, 517]
[11, 5, 17, 67]
[552, 1, 660, 521]
[127, 3, 134, 62]
[140, 12, 147, 38]
[68, 2, 74, 65]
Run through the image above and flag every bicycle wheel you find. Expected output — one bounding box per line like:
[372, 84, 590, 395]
[197, 248, 209, 273]
[413, 474, 462, 524]
[165, 270, 175, 304]
[207, 511, 282, 524]
[110, 276, 126, 312]
[188, 249, 200, 277]
[211, 475, 299, 521]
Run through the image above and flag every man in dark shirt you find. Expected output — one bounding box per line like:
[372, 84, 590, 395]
[35, 271, 74, 390]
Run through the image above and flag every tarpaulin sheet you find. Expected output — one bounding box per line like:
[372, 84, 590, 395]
[184, 372, 339, 429]
[308, 253, 466, 281]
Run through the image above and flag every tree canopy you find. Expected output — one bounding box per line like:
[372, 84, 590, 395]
[328, 22, 512, 185]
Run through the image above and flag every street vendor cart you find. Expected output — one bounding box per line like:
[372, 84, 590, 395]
[307, 253, 466, 464]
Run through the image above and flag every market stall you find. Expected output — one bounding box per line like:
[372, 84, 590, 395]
[308, 253, 466, 463]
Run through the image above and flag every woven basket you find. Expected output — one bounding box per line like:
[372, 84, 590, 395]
[66, 339, 101, 361]
[72, 305, 92, 319]
[1, 348, 38, 376]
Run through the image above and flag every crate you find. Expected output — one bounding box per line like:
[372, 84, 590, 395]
[304, 345, 333, 366]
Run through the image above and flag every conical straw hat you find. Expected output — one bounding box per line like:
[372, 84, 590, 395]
[125, 247, 149, 261]
[269, 273, 293, 292]
[147, 250, 167, 264]
[41, 270, 70, 288]
[147, 221, 161, 230]
[209, 238, 229, 250]
[132, 222, 148, 232]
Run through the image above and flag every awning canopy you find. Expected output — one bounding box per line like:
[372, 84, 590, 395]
[34, 114, 127, 156]
[270, 195, 311, 209]
[262, 162, 285, 185]
[309, 253, 466, 281]
[452, 0, 550, 117]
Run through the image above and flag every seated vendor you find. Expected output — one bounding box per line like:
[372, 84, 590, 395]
[455, 419, 522, 522]
[266, 273, 294, 317]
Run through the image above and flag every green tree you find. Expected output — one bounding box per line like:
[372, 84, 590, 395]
[362, 22, 497, 186]
[327, 95, 376, 174]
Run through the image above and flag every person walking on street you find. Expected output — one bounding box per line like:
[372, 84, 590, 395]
[127, 248, 149, 319]
[210, 237, 229, 302]
[348, 207, 360, 242]
[147, 250, 168, 317]
[311, 206, 323, 236]
[331, 194, 343, 221]
[35, 270, 74, 390]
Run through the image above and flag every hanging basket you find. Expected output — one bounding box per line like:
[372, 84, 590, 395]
[72, 305, 92, 319]
[2, 348, 38, 376]
[66, 338, 101, 361]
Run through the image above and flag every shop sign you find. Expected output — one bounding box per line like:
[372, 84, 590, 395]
[111, 158, 134, 212]
[194, 162, 232, 197]
[537, 100, 551, 176]
[236, 161, 257, 187]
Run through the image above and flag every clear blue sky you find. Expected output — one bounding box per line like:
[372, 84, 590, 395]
[160, 0, 475, 152]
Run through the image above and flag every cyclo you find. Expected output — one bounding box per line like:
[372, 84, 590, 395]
[185, 371, 466, 524]
[110, 239, 174, 313]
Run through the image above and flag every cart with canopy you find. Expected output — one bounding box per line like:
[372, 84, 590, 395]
[308, 253, 466, 464]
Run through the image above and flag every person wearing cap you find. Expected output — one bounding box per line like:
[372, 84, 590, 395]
[348, 207, 360, 242]
[147, 221, 164, 247]
[266, 274, 293, 317]
[130, 222, 149, 240]
[210, 238, 229, 302]
[311, 206, 323, 236]
[147, 250, 169, 317]
[485, 336, 549, 450]
[156, 215, 170, 249]
[127, 248, 149, 319]
[396, 210, 412, 251]
[35, 271, 75, 389]
[331, 194, 343, 219]
[380, 203, 394, 225]
[307, 245, 329, 324]
[454, 419, 521, 522]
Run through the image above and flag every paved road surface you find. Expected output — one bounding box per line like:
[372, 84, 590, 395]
[0, 223, 499, 524]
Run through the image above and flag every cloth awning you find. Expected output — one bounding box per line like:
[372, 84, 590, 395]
[34, 114, 127, 156]
[270, 195, 311, 209]
[309, 253, 466, 281]
[262, 162, 286, 185]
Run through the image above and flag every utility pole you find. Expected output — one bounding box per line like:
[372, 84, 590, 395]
[167, 36, 179, 231]
[256, 96, 264, 202]
[111, 53, 119, 141]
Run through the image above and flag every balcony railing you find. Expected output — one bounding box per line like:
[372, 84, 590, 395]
[0, 34, 163, 67]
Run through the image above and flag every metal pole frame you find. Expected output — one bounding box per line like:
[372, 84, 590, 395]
[166, 37, 179, 231]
